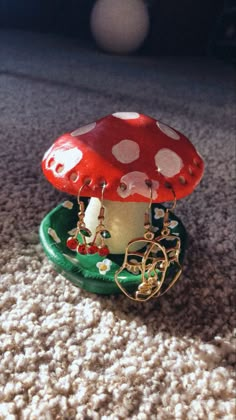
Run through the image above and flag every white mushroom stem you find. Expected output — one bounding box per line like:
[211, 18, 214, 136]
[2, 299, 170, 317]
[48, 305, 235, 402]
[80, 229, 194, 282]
[84, 198, 148, 254]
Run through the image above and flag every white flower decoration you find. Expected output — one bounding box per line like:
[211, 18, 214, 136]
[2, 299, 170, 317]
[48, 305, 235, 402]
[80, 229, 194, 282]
[67, 228, 77, 236]
[154, 208, 165, 219]
[62, 200, 74, 209]
[96, 259, 112, 275]
[169, 220, 178, 229]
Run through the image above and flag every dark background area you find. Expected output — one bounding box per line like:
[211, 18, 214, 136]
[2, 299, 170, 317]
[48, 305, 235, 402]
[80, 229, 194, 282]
[0, 0, 235, 58]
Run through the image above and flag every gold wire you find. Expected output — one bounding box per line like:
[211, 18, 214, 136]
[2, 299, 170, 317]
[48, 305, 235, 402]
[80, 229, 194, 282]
[162, 186, 177, 234]
[74, 180, 91, 240]
[114, 239, 169, 302]
[92, 182, 109, 247]
[114, 183, 182, 302]
[77, 179, 90, 205]
[100, 181, 106, 206]
[148, 182, 153, 209]
[97, 182, 107, 223]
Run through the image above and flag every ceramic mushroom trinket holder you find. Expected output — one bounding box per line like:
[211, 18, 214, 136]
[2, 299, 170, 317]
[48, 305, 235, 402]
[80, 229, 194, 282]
[40, 112, 204, 301]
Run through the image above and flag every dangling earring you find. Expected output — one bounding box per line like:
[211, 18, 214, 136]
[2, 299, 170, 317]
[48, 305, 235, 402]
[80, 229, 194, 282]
[115, 180, 169, 302]
[143, 180, 155, 241]
[66, 181, 92, 254]
[155, 185, 182, 296]
[88, 182, 111, 256]
[161, 184, 177, 237]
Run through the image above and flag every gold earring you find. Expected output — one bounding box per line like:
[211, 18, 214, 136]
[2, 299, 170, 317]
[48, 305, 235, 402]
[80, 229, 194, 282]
[154, 186, 182, 297]
[115, 181, 169, 302]
[66, 181, 92, 254]
[143, 180, 155, 241]
[88, 182, 111, 257]
[161, 185, 177, 236]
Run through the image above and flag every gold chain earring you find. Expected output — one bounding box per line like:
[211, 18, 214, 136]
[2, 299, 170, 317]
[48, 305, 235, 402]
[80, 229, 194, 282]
[88, 182, 111, 257]
[66, 181, 92, 254]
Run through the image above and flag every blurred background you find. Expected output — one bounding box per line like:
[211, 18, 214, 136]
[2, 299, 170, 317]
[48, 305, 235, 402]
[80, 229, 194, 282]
[0, 0, 235, 60]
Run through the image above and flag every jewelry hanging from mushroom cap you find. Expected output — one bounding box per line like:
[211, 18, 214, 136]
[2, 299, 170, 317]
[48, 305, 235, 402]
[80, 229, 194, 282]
[88, 182, 111, 257]
[114, 183, 182, 302]
[66, 180, 92, 254]
[67, 181, 111, 257]
[40, 112, 203, 299]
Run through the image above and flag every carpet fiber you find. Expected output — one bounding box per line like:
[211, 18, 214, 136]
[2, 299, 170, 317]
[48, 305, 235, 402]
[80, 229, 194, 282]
[0, 30, 235, 419]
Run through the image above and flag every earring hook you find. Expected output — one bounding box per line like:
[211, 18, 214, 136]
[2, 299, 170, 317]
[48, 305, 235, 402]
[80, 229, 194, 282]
[91, 181, 110, 256]
[145, 179, 153, 208]
[164, 183, 176, 212]
[168, 186, 176, 212]
[143, 180, 155, 240]
[162, 185, 176, 234]
[66, 179, 91, 252]
[77, 179, 90, 204]
[100, 181, 107, 206]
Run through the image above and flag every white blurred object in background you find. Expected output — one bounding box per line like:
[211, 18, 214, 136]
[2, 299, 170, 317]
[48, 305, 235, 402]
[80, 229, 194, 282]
[90, 0, 150, 54]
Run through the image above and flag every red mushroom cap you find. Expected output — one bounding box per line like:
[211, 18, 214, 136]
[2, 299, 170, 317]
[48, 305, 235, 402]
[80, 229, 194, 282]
[42, 112, 204, 202]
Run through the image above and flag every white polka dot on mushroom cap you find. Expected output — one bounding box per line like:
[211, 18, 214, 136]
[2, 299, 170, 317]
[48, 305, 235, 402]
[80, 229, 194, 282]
[157, 121, 180, 140]
[71, 122, 96, 137]
[47, 147, 83, 175]
[112, 139, 140, 164]
[117, 171, 159, 199]
[43, 144, 54, 161]
[112, 112, 140, 120]
[155, 148, 183, 177]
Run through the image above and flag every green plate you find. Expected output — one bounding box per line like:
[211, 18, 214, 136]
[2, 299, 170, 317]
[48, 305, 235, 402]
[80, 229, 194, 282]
[39, 199, 187, 295]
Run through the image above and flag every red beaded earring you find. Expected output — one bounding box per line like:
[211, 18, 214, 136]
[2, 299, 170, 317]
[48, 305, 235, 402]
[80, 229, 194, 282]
[66, 181, 92, 253]
[87, 182, 111, 256]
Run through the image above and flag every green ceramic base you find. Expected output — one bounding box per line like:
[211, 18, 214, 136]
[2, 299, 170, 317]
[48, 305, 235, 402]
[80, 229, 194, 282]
[39, 199, 187, 295]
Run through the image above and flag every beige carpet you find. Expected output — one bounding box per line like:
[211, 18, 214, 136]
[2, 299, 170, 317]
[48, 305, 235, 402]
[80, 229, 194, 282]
[0, 30, 235, 419]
